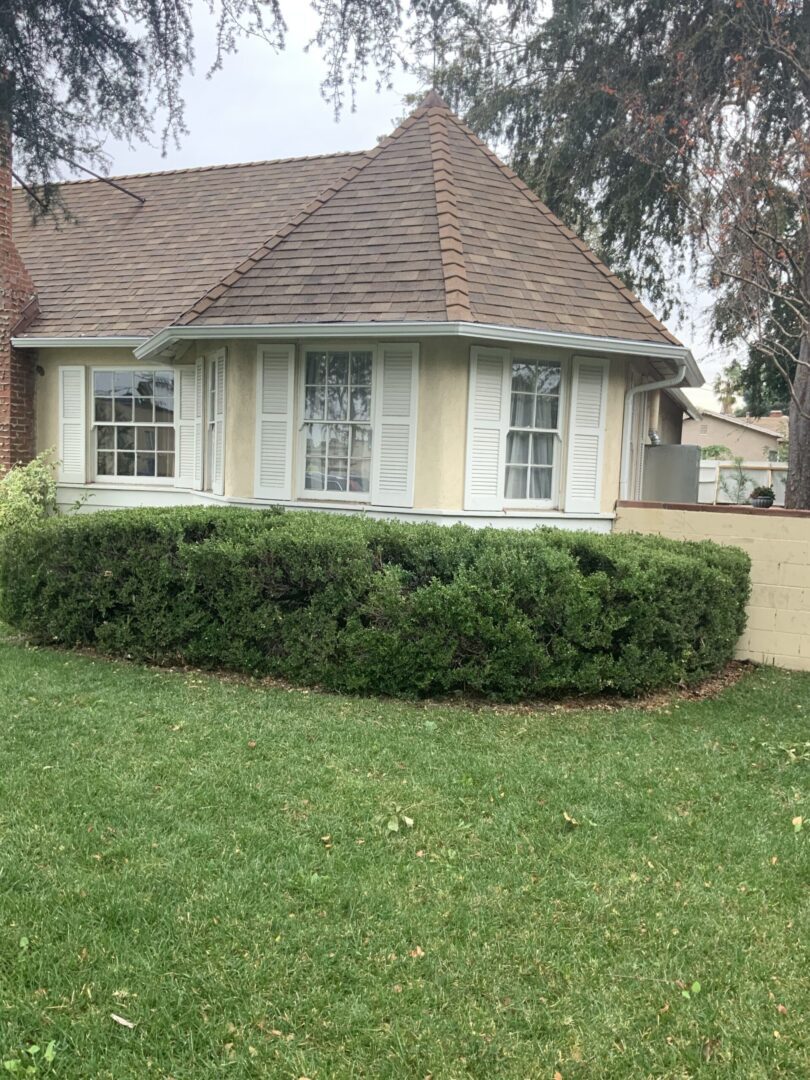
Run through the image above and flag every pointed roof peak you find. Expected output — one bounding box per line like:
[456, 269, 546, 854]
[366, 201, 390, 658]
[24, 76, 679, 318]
[418, 89, 451, 110]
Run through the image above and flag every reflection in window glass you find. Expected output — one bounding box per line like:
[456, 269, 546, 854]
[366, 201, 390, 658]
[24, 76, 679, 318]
[93, 369, 175, 479]
[504, 360, 561, 501]
[303, 351, 372, 493]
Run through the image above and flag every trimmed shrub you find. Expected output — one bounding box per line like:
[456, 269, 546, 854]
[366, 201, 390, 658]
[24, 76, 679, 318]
[0, 452, 57, 534]
[0, 508, 750, 700]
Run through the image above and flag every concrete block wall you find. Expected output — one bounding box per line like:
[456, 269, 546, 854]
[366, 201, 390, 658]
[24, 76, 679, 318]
[615, 501, 810, 672]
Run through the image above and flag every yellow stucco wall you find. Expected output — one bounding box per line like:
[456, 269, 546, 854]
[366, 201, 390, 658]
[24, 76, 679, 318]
[35, 339, 646, 515]
[615, 504, 810, 672]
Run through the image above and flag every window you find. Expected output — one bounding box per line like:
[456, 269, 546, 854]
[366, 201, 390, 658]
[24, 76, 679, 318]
[93, 369, 176, 479]
[302, 349, 373, 495]
[504, 359, 561, 501]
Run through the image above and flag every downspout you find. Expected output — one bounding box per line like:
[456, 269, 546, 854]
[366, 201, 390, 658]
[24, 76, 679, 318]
[619, 360, 687, 501]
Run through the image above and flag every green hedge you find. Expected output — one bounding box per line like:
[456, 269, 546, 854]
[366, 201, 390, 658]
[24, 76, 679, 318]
[0, 508, 750, 699]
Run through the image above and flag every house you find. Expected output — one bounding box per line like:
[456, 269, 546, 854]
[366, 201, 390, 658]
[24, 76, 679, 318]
[683, 410, 788, 461]
[0, 92, 703, 531]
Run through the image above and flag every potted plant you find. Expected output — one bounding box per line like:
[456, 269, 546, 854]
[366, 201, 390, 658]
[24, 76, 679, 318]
[749, 485, 775, 509]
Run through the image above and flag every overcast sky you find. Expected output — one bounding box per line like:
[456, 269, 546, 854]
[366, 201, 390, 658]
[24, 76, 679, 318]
[100, 3, 729, 403]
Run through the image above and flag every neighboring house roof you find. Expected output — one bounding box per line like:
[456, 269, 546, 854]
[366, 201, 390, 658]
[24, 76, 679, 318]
[12, 92, 681, 348]
[691, 410, 787, 440]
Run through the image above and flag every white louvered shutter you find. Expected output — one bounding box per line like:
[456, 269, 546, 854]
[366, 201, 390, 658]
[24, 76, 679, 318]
[211, 348, 227, 496]
[58, 366, 86, 484]
[371, 343, 419, 507]
[254, 344, 295, 501]
[464, 346, 510, 511]
[175, 365, 200, 488]
[564, 356, 609, 513]
[194, 357, 204, 489]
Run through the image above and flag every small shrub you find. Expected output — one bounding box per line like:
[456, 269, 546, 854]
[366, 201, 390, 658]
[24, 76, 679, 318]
[0, 508, 751, 700]
[0, 452, 57, 534]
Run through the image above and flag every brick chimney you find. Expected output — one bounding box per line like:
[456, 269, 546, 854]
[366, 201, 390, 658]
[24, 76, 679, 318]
[0, 127, 38, 474]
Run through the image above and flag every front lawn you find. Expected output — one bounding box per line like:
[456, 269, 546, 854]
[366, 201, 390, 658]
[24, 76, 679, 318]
[0, 634, 807, 1078]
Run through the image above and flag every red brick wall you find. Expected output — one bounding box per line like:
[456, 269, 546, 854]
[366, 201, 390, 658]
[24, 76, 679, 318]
[0, 145, 38, 474]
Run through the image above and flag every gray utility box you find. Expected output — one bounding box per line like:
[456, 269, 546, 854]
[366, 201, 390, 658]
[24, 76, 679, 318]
[642, 444, 701, 504]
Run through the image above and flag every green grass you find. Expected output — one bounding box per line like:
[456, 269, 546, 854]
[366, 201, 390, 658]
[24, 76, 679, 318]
[0, 633, 808, 1079]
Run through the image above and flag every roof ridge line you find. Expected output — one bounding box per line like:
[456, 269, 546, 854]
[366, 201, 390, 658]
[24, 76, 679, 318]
[443, 111, 681, 347]
[11, 151, 366, 193]
[426, 106, 471, 321]
[177, 108, 435, 327]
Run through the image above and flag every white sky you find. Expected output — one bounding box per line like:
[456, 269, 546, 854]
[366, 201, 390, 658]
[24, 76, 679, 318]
[98, 3, 730, 405]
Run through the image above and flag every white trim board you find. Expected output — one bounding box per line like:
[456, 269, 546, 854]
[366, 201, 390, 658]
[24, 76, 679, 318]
[13, 336, 148, 349]
[54, 482, 615, 532]
[125, 320, 702, 385]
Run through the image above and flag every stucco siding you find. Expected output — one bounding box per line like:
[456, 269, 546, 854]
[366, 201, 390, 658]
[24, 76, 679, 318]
[33, 339, 654, 523]
[683, 414, 781, 459]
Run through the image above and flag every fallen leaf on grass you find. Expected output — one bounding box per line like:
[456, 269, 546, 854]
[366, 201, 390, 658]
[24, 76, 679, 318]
[562, 812, 579, 829]
[247, 740, 257, 749]
[110, 1013, 135, 1029]
[792, 816, 803, 833]
[777, 1003, 788, 1016]
[409, 945, 425, 959]
[701, 1038, 720, 1062]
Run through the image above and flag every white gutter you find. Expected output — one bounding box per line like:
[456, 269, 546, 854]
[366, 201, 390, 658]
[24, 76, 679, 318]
[620, 361, 688, 501]
[11, 336, 148, 349]
[126, 319, 702, 384]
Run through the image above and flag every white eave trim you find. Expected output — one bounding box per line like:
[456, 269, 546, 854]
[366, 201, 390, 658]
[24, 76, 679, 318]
[131, 320, 703, 386]
[12, 336, 148, 349]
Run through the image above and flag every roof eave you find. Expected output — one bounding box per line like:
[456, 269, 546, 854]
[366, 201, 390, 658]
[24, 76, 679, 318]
[131, 320, 703, 386]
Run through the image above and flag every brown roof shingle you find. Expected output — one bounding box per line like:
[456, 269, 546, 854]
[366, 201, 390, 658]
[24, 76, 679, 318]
[13, 95, 680, 347]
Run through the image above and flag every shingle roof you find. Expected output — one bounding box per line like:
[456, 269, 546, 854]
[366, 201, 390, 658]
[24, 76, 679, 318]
[12, 153, 365, 337]
[13, 94, 680, 346]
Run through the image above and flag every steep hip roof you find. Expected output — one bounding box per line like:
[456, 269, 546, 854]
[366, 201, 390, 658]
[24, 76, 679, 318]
[13, 93, 681, 347]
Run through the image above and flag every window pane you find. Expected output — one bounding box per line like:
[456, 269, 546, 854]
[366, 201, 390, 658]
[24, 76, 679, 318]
[114, 398, 133, 422]
[97, 451, 114, 476]
[134, 372, 154, 397]
[511, 361, 535, 393]
[327, 352, 349, 385]
[154, 371, 174, 401]
[117, 452, 135, 476]
[305, 352, 326, 385]
[327, 386, 348, 421]
[136, 428, 156, 451]
[505, 465, 527, 499]
[326, 462, 348, 491]
[136, 454, 156, 477]
[350, 387, 371, 421]
[328, 424, 350, 457]
[97, 426, 115, 450]
[305, 459, 325, 490]
[94, 371, 114, 396]
[304, 386, 325, 420]
[535, 396, 558, 429]
[157, 428, 175, 452]
[113, 372, 133, 396]
[306, 424, 327, 457]
[510, 393, 534, 427]
[536, 364, 561, 395]
[532, 433, 554, 465]
[530, 467, 552, 500]
[351, 352, 373, 385]
[349, 427, 372, 493]
[95, 399, 113, 422]
[507, 430, 530, 464]
[117, 427, 135, 451]
[155, 397, 174, 423]
[134, 397, 154, 423]
[157, 453, 175, 478]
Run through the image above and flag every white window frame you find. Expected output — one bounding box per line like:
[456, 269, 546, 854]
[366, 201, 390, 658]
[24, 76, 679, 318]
[296, 342, 378, 503]
[90, 364, 179, 486]
[501, 350, 569, 511]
